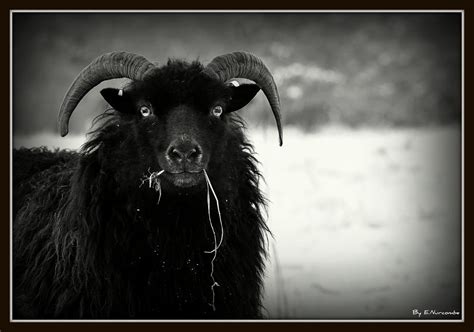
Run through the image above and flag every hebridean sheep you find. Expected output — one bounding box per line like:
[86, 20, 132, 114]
[13, 51, 283, 319]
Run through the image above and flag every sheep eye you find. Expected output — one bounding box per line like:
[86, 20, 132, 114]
[211, 105, 223, 117]
[140, 106, 152, 117]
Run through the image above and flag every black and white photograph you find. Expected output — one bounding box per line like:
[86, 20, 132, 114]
[11, 10, 463, 321]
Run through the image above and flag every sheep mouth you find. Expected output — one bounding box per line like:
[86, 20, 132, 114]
[164, 171, 203, 188]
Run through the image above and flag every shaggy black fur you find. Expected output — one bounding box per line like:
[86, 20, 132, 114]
[13, 59, 270, 319]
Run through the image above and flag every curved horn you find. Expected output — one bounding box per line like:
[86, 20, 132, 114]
[58, 52, 155, 136]
[203, 52, 283, 146]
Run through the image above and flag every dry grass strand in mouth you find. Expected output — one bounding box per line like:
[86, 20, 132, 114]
[139, 169, 165, 205]
[203, 170, 224, 253]
[203, 169, 224, 311]
[138, 168, 224, 311]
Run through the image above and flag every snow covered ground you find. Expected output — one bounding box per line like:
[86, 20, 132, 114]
[253, 126, 462, 320]
[12, 125, 462, 320]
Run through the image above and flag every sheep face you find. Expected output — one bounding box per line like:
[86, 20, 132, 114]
[99, 61, 260, 192]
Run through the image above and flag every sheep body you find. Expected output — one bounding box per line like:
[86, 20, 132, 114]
[13, 55, 279, 319]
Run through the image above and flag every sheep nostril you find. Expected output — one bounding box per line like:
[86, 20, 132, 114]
[168, 148, 184, 162]
[186, 147, 202, 162]
[167, 140, 202, 165]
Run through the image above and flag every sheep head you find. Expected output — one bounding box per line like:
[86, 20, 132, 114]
[58, 51, 283, 192]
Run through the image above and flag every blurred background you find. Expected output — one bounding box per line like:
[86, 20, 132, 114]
[12, 12, 462, 320]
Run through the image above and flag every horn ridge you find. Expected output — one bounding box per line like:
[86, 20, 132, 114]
[204, 51, 283, 146]
[58, 51, 155, 137]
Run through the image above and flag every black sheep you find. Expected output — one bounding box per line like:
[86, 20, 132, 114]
[13, 51, 283, 319]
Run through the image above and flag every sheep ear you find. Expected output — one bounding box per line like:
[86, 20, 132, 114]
[227, 83, 261, 113]
[100, 88, 134, 113]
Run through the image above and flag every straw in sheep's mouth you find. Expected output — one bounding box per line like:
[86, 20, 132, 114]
[139, 168, 165, 205]
[203, 169, 224, 312]
[139, 168, 224, 311]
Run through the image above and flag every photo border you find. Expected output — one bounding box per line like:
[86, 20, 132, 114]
[3, 5, 470, 332]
